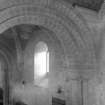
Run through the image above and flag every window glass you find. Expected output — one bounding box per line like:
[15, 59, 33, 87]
[34, 41, 49, 86]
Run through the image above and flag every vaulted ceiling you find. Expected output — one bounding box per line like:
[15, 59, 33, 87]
[0, 0, 103, 54]
[0, 25, 41, 58]
[65, 0, 104, 12]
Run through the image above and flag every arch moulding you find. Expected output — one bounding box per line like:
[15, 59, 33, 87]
[0, 0, 96, 75]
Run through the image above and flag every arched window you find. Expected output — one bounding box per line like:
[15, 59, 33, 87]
[34, 41, 49, 86]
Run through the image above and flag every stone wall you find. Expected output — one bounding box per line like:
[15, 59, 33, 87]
[0, 0, 97, 105]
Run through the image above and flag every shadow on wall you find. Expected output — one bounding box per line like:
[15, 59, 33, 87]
[11, 83, 51, 105]
[0, 62, 3, 88]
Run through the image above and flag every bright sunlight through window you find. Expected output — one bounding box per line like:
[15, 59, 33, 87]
[34, 42, 49, 81]
[34, 52, 49, 77]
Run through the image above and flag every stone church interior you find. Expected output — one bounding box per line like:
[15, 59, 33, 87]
[0, 0, 105, 105]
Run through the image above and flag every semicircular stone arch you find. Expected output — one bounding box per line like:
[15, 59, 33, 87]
[0, 0, 94, 53]
[0, 0, 95, 72]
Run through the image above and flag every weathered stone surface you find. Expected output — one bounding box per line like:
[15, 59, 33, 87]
[0, 0, 101, 105]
